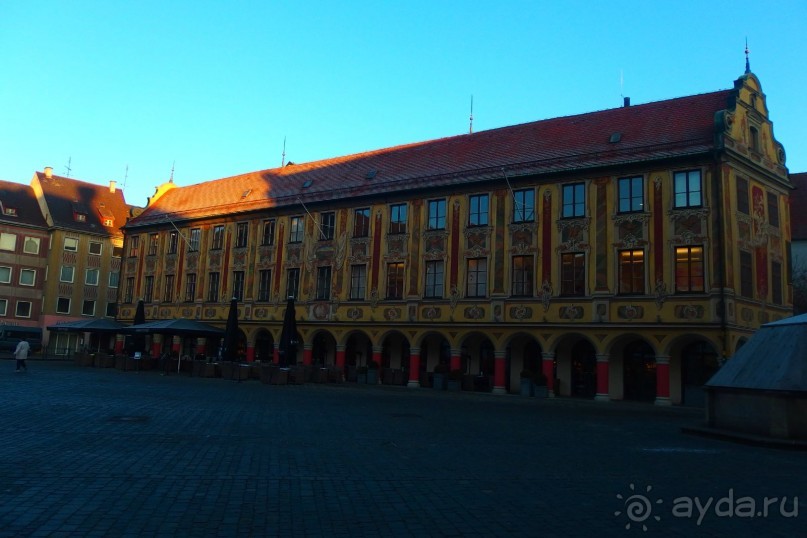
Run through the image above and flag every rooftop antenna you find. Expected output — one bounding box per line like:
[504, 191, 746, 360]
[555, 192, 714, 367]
[620, 69, 624, 99]
[745, 38, 751, 74]
[123, 164, 129, 189]
[64, 156, 72, 178]
[282, 136, 287, 167]
[469, 95, 474, 134]
[169, 160, 175, 183]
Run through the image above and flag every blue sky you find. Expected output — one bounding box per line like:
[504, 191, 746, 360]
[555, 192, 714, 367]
[2, 1, 805, 207]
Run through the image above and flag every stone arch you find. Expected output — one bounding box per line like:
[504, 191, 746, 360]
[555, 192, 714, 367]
[254, 328, 274, 363]
[503, 331, 543, 394]
[552, 332, 598, 398]
[459, 331, 495, 378]
[604, 333, 658, 402]
[310, 329, 337, 367]
[666, 334, 720, 407]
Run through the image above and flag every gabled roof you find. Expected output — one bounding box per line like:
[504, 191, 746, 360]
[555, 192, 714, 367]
[128, 89, 734, 228]
[0, 180, 48, 229]
[34, 173, 132, 236]
[790, 173, 807, 240]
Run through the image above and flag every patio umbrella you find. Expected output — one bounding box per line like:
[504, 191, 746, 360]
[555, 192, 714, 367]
[223, 297, 239, 362]
[132, 300, 146, 355]
[278, 296, 298, 367]
[47, 318, 128, 333]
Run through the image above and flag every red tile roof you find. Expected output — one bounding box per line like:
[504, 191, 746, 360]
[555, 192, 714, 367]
[790, 173, 807, 240]
[35, 173, 133, 236]
[129, 89, 734, 227]
[0, 181, 48, 229]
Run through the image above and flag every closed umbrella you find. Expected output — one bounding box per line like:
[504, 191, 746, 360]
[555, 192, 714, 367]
[278, 296, 298, 367]
[223, 297, 239, 362]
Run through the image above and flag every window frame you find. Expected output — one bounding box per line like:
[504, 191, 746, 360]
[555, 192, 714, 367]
[349, 264, 366, 300]
[211, 225, 225, 250]
[167, 232, 179, 254]
[740, 250, 753, 298]
[232, 270, 245, 301]
[768, 193, 779, 228]
[386, 262, 405, 300]
[466, 258, 488, 298]
[511, 255, 534, 297]
[353, 208, 370, 238]
[512, 188, 535, 223]
[618, 176, 644, 213]
[64, 237, 79, 252]
[147, 234, 159, 256]
[427, 199, 447, 230]
[109, 272, 119, 289]
[286, 268, 300, 300]
[207, 272, 220, 302]
[618, 249, 645, 295]
[124, 277, 134, 303]
[189, 228, 201, 252]
[128, 236, 140, 257]
[56, 297, 71, 314]
[23, 237, 40, 255]
[81, 299, 96, 316]
[185, 273, 197, 302]
[468, 194, 489, 227]
[315, 266, 332, 300]
[673, 170, 703, 208]
[60, 266, 75, 284]
[0, 266, 11, 284]
[0, 233, 16, 252]
[15, 300, 32, 318]
[0, 298, 7, 316]
[163, 274, 175, 303]
[260, 220, 276, 246]
[424, 260, 444, 298]
[144, 275, 154, 303]
[736, 177, 749, 215]
[289, 216, 304, 243]
[257, 269, 271, 302]
[675, 245, 705, 293]
[319, 212, 335, 241]
[562, 183, 586, 218]
[88, 241, 103, 255]
[235, 222, 249, 248]
[560, 252, 586, 296]
[85, 268, 100, 286]
[389, 203, 408, 234]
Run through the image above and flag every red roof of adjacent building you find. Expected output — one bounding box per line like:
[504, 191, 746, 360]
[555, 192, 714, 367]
[0, 181, 49, 229]
[790, 173, 807, 240]
[129, 89, 734, 227]
[34, 173, 133, 236]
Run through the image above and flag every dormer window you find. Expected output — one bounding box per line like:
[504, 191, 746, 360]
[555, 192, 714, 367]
[749, 125, 760, 152]
[72, 202, 89, 223]
[103, 218, 113, 227]
[74, 212, 87, 222]
[3, 207, 17, 217]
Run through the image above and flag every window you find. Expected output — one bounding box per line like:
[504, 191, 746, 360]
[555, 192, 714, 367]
[56, 297, 71, 314]
[105, 302, 117, 317]
[56, 297, 70, 314]
[128, 236, 140, 257]
[74, 213, 86, 223]
[147, 234, 159, 256]
[0, 266, 10, 283]
[23, 237, 40, 254]
[0, 233, 16, 251]
[257, 270, 271, 301]
[261, 220, 275, 246]
[749, 125, 760, 152]
[768, 193, 779, 227]
[89, 241, 102, 255]
[424, 260, 444, 298]
[562, 183, 586, 218]
[16, 301, 31, 318]
[511, 256, 534, 296]
[772, 261, 783, 305]
[60, 266, 74, 283]
[112, 245, 123, 258]
[469, 194, 489, 226]
[81, 300, 95, 316]
[349, 265, 366, 300]
[386, 262, 405, 299]
[740, 251, 753, 298]
[189, 229, 201, 252]
[427, 199, 446, 230]
[109, 272, 120, 288]
[185, 273, 197, 302]
[64, 237, 79, 252]
[286, 268, 300, 300]
[124, 277, 134, 303]
[211, 225, 225, 250]
[3, 207, 16, 216]
[390, 203, 407, 234]
[235, 222, 249, 248]
[163, 275, 175, 302]
[561, 252, 585, 296]
[0, 298, 6, 316]
[353, 208, 370, 238]
[85, 268, 100, 286]
[207, 272, 220, 302]
[144, 276, 154, 303]
[232, 271, 245, 301]
[736, 177, 749, 214]
[19, 268, 35, 286]
[289, 216, 304, 243]
[674, 170, 702, 208]
[319, 212, 335, 240]
[466, 258, 487, 297]
[618, 249, 645, 294]
[513, 189, 535, 223]
[167, 231, 179, 254]
[618, 177, 644, 213]
[315, 266, 332, 300]
[675, 246, 705, 293]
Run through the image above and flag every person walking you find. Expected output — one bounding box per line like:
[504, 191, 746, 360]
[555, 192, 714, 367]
[14, 337, 30, 372]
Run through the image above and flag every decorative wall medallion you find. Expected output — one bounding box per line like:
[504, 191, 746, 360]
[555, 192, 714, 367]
[675, 305, 704, 319]
[559, 305, 583, 320]
[617, 305, 643, 320]
[510, 305, 532, 320]
[204, 308, 216, 318]
[181, 308, 193, 318]
[312, 302, 329, 321]
[384, 308, 400, 321]
[347, 307, 363, 320]
[254, 308, 267, 319]
[464, 305, 484, 320]
[422, 306, 440, 320]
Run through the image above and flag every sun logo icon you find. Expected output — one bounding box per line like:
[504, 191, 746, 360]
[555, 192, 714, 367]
[614, 483, 663, 531]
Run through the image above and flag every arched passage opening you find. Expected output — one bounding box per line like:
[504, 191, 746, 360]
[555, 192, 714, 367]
[623, 340, 656, 402]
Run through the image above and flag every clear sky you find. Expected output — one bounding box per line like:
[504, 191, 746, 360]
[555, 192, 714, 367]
[2, 1, 805, 208]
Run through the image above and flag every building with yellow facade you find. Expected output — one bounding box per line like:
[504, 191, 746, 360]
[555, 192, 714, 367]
[118, 69, 792, 405]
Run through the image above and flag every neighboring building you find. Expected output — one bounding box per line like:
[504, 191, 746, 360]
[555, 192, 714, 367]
[789, 172, 807, 313]
[30, 167, 134, 354]
[119, 69, 792, 405]
[0, 181, 50, 330]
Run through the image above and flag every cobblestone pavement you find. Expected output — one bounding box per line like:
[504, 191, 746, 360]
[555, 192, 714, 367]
[1, 360, 804, 537]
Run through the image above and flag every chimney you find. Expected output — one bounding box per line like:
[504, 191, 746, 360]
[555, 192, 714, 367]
[44, 166, 53, 178]
[623, 96, 631, 107]
[109, 180, 116, 193]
